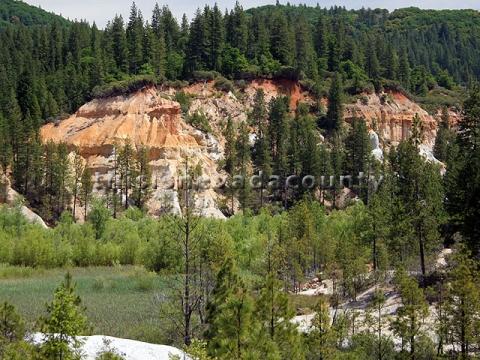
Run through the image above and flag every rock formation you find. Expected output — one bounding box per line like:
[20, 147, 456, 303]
[0, 174, 48, 228]
[344, 92, 438, 147]
[39, 80, 443, 218]
[41, 87, 226, 219]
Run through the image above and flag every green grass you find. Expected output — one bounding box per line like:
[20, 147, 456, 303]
[0, 266, 172, 344]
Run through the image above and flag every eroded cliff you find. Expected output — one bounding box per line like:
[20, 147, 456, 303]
[40, 80, 444, 218]
[41, 87, 226, 219]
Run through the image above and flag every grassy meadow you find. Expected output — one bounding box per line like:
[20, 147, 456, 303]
[0, 265, 172, 344]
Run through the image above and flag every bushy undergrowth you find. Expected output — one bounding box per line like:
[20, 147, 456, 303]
[414, 87, 465, 113]
[213, 76, 234, 92]
[174, 91, 193, 115]
[187, 111, 212, 133]
[91, 75, 159, 98]
[0, 197, 435, 300]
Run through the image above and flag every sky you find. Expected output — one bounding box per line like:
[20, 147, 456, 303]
[26, 0, 480, 28]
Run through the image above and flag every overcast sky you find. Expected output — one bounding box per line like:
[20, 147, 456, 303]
[25, 0, 480, 28]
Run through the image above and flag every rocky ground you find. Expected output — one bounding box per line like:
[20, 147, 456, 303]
[32, 333, 189, 360]
[292, 248, 454, 348]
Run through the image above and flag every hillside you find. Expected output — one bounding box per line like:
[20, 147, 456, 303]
[0, 0, 67, 27]
[247, 5, 480, 84]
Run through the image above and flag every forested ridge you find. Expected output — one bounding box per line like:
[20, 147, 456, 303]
[0, 1, 480, 360]
[0, 0, 68, 27]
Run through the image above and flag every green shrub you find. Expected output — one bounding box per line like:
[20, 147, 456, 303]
[164, 80, 189, 89]
[119, 233, 141, 265]
[91, 75, 158, 99]
[11, 228, 68, 268]
[0, 232, 13, 264]
[96, 351, 125, 360]
[214, 76, 234, 92]
[381, 79, 410, 97]
[273, 66, 300, 81]
[187, 111, 212, 133]
[134, 274, 156, 292]
[236, 65, 260, 80]
[95, 242, 121, 266]
[414, 87, 464, 113]
[174, 91, 192, 115]
[129, 267, 157, 292]
[72, 235, 96, 267]
[192, 70, 220, 82]
[235, 79, 248, 91]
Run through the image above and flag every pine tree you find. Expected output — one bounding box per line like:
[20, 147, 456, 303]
[80, 167, 93, 221]
[291, 104, 320, 197]
[365, 37, 380, 82]
[71, 150, 84, 221]
[398, 46, 411, 90]
[445, 246, 480, 357]
[110, 15, 128, 73]
[0, 114, 11, 175]
[268, 96, 290, 179]
[89, 23, 105, 88]
[433, 107, 454, 162]
[4, 89, 22, 165]
[0, 302, 25, 344]
[159, 5, 181, 53]
[324, 73, 344, 133]
[384, 43, 399, 80]
[327, 38, 341, 72]
[118, 141, 136, 209]
[314, 15, 329, 59]
[286, 200, 317, 290]
[345, 118, 372, 200]
[391, 268, 429, 357]
[186, 9, 208, 74]
[149, 23, 166, 78]
[17, 67, 41, 128]
[248, 13, 270, 63]
[251, 90, 271, 208]
[55, 143, 72, 216]
[223, 116, 236, 175]
[270, 10, 293, 66]
[295, 15, 317, 79]
[236, 121, 252, 212]
[208, 4, 224, 71]
[126, 2, 145, 74]
[454, 86, 480, 254]
[151, 3, 162, 38]
[249, 89, 271, 177]
[317, 144, 332, 205]
[367, 172, 394, 272]
[40, 273, 89, 360]
[307, 298, 338, 360]
[256, 273, 305, 359]
[205, 258, 257, 359]
[330, 133, 345, 209]
[225, 1, 248, 54]
[394, 139, 444, 278]
[132, 146, 152, 209]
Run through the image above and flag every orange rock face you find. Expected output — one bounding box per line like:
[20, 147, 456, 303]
[345, 92, 438, 147]
[41, 87, 199, 159]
